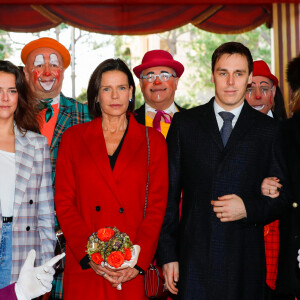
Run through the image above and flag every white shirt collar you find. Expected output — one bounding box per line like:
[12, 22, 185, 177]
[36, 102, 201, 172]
[51, 94, 60, 105]
[267, 110, 273, 118]
[146, 102, 178, 115]
[214, 100, 244, 130]
[40, 94, 60, 106]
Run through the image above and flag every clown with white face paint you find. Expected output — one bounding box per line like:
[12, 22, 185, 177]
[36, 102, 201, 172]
[33, 53, 61, 92]
[245, 60, 278, 117]
[24, 48, 64, 100]
[21, 37, 91, 300]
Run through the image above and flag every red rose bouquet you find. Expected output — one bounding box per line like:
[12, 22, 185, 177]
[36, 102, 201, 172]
[86, 226, 140, 289]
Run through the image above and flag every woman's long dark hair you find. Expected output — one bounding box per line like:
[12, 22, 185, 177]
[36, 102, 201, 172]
[87, 58, 136, 119]
[0, 60, 39, 133]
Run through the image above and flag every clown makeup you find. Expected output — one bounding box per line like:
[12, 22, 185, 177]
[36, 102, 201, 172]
[245, 76, 276, 115]
[23, 47, 65, 100]
[139, 66, 178, 111]
[31, 53, 62, 92]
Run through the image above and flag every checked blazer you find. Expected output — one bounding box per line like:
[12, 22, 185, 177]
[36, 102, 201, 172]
[49, 93, 91, 183]
[0, 127, 56, 284]
[50, 93, 91, 299]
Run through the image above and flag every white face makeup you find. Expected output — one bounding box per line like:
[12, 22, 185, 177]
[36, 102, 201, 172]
[33, 54, 44, 66]
[32, 53, 60, 91]
[50, 54, 59, 66]
[24, 47, 65, 99]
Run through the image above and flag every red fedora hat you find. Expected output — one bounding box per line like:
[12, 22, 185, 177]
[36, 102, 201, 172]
[253, 60, 278, 86]
[133, 50, 184, 78]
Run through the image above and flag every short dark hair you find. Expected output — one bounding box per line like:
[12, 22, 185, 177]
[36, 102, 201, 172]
[0, 60, 39, 134]
[287, 54, 300, 92]
[212, 42, 253, 75]
[87, 58, 135, 119]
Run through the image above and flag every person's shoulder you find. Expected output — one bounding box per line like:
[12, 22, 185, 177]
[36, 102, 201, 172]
[282, 111, 300, 131]
[174, 102, 210, 121]
[60, 93, 89, 110]
[23, 130, 48, 147]
[61, 120, 93, 143]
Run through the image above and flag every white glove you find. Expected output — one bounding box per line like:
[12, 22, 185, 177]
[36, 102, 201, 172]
[298, 249, 300, 268]
[15, 249, 65, 300]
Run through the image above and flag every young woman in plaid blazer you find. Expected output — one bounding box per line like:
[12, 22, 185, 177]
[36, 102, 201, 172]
[0, 61, 56, 289]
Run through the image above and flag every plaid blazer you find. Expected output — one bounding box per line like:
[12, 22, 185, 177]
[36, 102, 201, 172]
[50, 93, 91, 184]
[0, 127, 56, 284]
[50, 94, 91, 299]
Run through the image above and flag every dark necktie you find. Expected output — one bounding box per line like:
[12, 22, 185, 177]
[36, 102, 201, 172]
[39, 98, 54, 123]
[219, 111, 234, 146]
[152, 110, 172, 133]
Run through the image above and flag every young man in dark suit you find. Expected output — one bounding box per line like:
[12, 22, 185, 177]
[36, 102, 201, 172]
[133, 50, 185, 138]
[157, 42, 290, 300]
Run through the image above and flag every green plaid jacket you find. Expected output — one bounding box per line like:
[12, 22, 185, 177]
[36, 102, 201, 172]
[50, 93, 91, 299]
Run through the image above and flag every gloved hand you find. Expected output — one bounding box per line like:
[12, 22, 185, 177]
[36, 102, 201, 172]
[15, 249, 65, 300]
[298, 249, 300, 268]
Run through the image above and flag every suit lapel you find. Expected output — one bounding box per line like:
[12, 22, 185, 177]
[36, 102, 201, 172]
[113, 115, 145, 177]
[14, 128, 35, 219]
[225, 101, 255, 152]
[83, 118, 123, 206]
[199, 99, 224, 151]
[50, 94, 71, 152]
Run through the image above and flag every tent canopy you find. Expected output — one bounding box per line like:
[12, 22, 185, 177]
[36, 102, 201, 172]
[0, 1, 297, 35]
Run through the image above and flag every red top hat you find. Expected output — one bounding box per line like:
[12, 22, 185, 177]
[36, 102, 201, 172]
[133, 50, 184, 78]
[253, 60, 278, 86]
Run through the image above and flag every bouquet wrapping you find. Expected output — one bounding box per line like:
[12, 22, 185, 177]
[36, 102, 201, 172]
[86, 227, 140, 290]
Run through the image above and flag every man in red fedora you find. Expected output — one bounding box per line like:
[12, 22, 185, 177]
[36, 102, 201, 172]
[21, 37, 91, 300]
[133, 50, 185, 138]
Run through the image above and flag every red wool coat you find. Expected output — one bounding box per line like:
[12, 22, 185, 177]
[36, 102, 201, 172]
[55, 115, 168, 300]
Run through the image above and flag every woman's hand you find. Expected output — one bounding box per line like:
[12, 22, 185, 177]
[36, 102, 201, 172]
[88, 261, 121, 285]
[261, 177, 282, 198]
[111, 267, 139, 288]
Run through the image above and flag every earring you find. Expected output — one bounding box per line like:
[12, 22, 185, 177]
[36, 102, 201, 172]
[129, 99, 132, 102]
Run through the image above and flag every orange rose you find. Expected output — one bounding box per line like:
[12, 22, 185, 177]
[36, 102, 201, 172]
[124, 248, 132, 261]
[97, 228, 115, 242]
[91, 252, 103, 265]
[107, 251, 125, 268]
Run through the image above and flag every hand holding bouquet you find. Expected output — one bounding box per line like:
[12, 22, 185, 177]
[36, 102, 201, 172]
[86, 227, 140, 289]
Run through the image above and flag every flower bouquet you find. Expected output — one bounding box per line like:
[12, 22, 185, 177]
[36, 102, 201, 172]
[86, 227, 140, 290]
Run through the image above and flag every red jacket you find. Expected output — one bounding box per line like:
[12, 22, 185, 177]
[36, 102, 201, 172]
[55, 116, 168, 300]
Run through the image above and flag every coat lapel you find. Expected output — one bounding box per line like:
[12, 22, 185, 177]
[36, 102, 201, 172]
[50, 94, 71, 152]
[113, 115, 145, 177]
[225, 101, 255, 152]
[14, 128, 35, 219]
[199, 99, 224, 151]
[82, 118, 123, 206]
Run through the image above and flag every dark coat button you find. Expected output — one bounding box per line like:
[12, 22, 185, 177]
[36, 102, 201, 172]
[26, 226, 30, 231]
[29, 200, 33, 204]
[119, 207, 124, 213]
[96, 206, 101, 212]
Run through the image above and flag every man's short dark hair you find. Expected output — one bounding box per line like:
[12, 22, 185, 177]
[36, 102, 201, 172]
[212, 42, 253, 75]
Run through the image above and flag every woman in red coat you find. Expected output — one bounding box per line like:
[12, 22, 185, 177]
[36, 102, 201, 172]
[55, 58, 168, 299]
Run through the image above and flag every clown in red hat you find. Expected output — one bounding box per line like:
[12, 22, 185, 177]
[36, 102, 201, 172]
[133, 50, 185, 138]
[245, 60, 278, 116]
